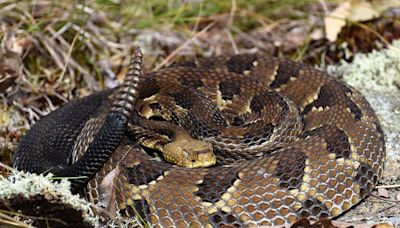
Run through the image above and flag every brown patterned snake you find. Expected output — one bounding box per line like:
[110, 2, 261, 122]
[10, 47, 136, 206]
[13, 47, 385, 226]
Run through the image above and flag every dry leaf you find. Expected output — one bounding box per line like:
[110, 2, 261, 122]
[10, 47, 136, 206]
[348, 2, 380, 21]
[324, 1, 390, 43]
[324, 2, 351, 42]
[377, 188, 390, 198]
[98, 167, 120, 220]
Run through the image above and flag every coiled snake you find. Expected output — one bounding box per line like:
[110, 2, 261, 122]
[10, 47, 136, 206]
[13, 47, 385, 227]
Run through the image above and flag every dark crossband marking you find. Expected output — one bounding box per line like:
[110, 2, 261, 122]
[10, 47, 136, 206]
[138, 78, 161, 99]
[270, 62, 300, 89]
[172, 91, 195, 109]
[219, 81, 241, 100]
[302, 85, 334, 114]
[354, 163, 376, 198]
[196, 168, 240, 203]
[250, 94, 266, 113]
[226, 54, 258, 74]
[274, 149, 306, 189]
[178, 74, 204, 88]
[125, 162, 171, 186]
[210, 210, 242, 227]
[299, 198, 329, 218]
[301, 126, 351, 159]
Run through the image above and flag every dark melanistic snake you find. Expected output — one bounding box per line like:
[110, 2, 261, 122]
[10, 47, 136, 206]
[13, 47, 385, 226]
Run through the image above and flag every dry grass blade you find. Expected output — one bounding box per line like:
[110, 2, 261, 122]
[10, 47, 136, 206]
[0, 211, 35, 228]
[154, 21, 216, 70]
[0, 209, 72, 227]
[376, 184, 400, 189]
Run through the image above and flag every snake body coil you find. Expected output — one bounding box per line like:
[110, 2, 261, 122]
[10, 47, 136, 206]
[13, 50, 385, 227]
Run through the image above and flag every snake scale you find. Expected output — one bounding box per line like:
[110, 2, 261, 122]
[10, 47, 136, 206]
[13, 47, 385, 227]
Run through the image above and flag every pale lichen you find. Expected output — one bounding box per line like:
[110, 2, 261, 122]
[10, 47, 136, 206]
[0, 171, 80, 206]
[0, 170, 97, 226]
[327, 40, 400, 93]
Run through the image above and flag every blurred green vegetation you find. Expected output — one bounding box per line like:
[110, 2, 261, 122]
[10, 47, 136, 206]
[70, 0, 323, 30]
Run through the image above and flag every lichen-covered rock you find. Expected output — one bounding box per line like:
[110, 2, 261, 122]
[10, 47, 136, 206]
[327, 40, 400, 93]
[0, 170, 95, 227]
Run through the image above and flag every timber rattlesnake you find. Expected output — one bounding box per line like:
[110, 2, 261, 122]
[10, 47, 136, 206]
[13, 47, 385, 226]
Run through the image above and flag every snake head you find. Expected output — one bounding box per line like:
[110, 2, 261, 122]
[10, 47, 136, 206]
[163, 138, 216, 168]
